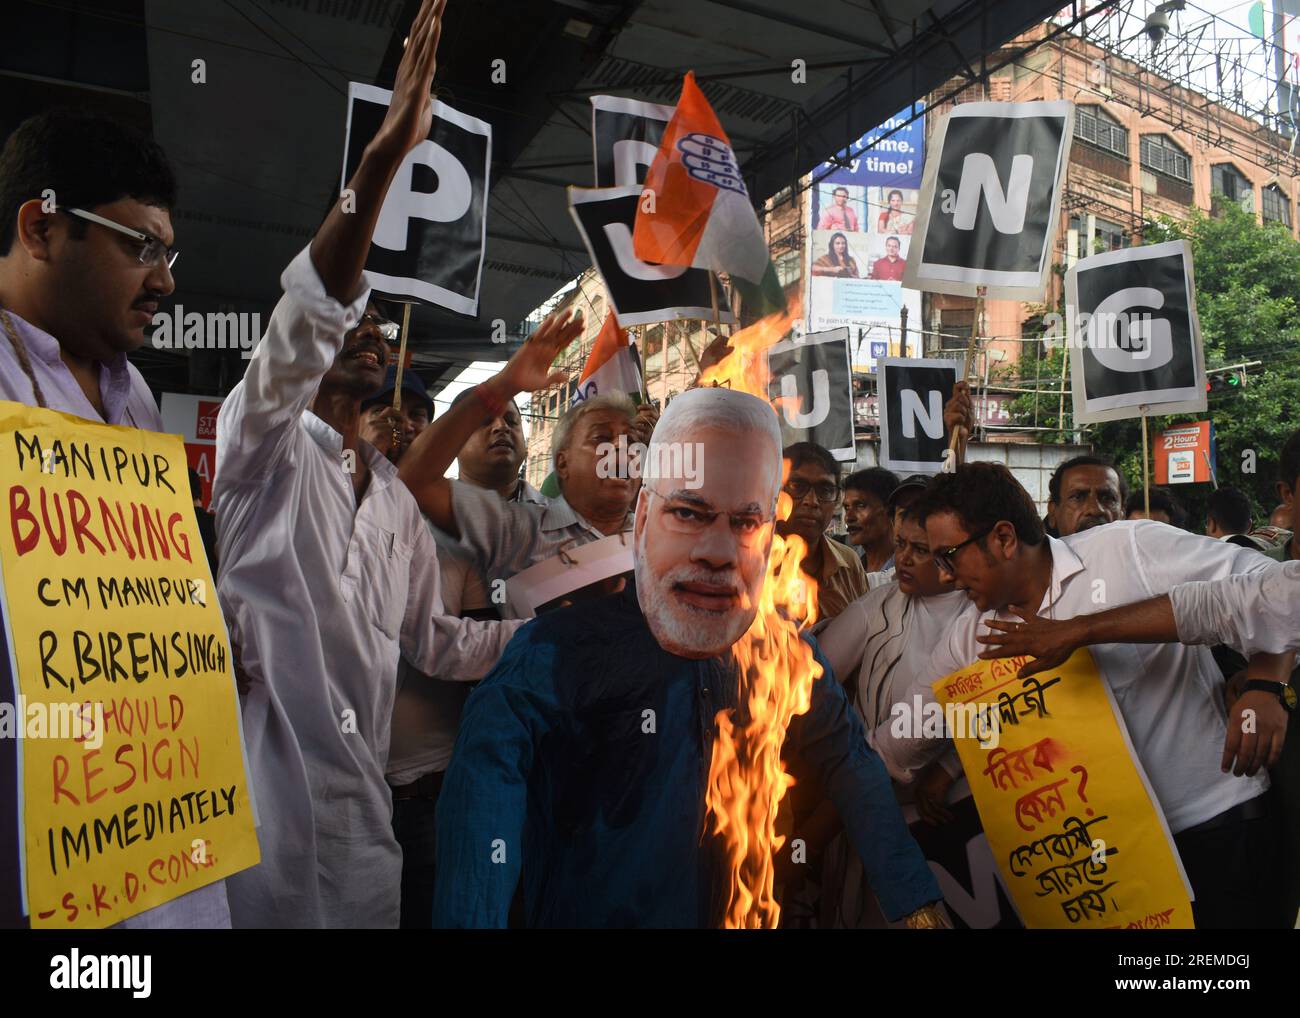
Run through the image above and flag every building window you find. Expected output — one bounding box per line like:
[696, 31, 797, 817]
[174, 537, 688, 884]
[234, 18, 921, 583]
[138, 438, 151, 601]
[1075, 106, 1128, 159]
[1211, 163, 1253, 210]
[1140, 134, 1191, 183]
[1069, 214, 1129, 258]
[775, 249, 801, 287]
[1262, 184, 1291, 226]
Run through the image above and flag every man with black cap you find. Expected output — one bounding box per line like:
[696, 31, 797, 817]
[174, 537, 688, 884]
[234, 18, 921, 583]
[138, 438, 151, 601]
[360, 361, 432, 464]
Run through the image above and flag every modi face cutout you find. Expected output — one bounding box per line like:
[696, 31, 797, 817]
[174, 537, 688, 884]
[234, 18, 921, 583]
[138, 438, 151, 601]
[633, 388, 784, 659]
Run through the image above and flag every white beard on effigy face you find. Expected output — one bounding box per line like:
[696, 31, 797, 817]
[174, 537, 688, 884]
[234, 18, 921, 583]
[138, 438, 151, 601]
[635, 526, 754, 659]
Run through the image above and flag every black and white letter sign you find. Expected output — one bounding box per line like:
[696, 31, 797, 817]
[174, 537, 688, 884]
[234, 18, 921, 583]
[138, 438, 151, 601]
[591, 94, 674, 188]
[583, 95, 733, 326]
[569, 186, 727, 326]
[766, 328, 855, 461]
[1067, 239, 1206, 424]
[342, 82, 490, 315]
[877, 357, 960, 473]
[904, 101, 1072, 300]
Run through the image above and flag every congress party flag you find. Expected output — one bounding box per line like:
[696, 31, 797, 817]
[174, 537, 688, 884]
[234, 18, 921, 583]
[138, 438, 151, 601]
[571, 313, 643, 406]
[632, 72, 786, 319]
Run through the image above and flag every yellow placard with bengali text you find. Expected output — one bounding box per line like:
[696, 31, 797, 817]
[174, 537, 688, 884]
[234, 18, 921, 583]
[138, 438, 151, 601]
[932, 649, 1193, 929]
[0, 400, 258, 928]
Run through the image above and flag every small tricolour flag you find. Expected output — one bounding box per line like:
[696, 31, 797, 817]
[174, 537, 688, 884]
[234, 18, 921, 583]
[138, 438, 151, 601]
[572, 312, 643, 406]
[632, 71, 786, 320]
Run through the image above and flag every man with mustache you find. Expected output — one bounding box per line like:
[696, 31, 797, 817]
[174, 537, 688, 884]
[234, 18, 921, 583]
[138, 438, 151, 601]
[432, 387, 945, 928]
[399, 381, 656, 614]
[1045, 455, 1126, 537]
[0, 109, 229, 928]
[777, 442, 869, 623]
[446, 383, 546, 504]
[842, 467, 900, 576]
[212, 0, 529, 928]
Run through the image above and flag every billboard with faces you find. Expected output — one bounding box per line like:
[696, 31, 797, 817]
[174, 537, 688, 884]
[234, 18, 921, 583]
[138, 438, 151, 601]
[807, 108, 925, 369]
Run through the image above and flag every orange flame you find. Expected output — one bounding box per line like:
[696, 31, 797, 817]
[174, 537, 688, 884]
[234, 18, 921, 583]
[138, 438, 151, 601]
[700, 298, 823, 929]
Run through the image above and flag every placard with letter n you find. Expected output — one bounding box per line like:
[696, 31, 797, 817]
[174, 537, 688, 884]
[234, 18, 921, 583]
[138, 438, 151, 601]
[766, 328, 855, 462]
[1067, 239, 1206, 424]
[904, 101, 1072, 300]
[341, 82, 491, 315]
[876, 357, 959, 473]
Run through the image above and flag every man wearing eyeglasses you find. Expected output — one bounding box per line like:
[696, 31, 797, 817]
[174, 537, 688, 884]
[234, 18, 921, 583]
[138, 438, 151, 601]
[432, 386, 947, 928]
[912, 462, 1293, 928]
[0, 110, 235, 930]
[776, 442, 869, 623]
[0, 111, 177, 425]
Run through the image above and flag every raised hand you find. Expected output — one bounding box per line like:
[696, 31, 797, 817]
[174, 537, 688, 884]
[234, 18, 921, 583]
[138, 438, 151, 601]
[493, 309, 584, 397]
[374, 0, 447, 158]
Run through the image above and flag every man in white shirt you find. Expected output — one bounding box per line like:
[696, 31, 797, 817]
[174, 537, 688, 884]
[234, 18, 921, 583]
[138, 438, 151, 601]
[914, 462, 1289, 927]
[214, 0, 543, 927]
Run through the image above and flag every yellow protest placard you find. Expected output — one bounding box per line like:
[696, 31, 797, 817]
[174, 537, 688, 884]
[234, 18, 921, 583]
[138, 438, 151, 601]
[932, 649, 1193, 929]
[0, 400, 258, 928]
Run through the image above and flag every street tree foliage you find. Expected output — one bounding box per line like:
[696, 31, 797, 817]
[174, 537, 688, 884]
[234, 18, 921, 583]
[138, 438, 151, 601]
[1009, 203, 1300, 528]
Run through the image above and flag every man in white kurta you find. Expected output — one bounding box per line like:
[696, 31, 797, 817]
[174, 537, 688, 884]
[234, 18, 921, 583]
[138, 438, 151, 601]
[209, 0, 524, 927]
[213, 247, 520, 927]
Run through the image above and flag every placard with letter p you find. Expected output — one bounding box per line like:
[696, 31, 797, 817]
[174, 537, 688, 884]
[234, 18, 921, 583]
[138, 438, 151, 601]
[341, 82, 491, 315]
[877, 357, 959, 473]
[1067, 240, 1206, 424]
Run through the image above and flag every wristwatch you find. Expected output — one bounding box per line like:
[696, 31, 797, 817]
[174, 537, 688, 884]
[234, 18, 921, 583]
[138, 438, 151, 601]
[1243, 679, 1297, 713]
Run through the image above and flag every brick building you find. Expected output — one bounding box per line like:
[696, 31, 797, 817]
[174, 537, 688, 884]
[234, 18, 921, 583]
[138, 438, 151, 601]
[522, 22, 1300, 485]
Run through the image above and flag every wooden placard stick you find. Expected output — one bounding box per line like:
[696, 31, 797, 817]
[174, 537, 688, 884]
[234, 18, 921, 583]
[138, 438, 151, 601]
[946, 284, 987, 462]
[392, 301, 414, 411]
[1141, 406, 1151, 517]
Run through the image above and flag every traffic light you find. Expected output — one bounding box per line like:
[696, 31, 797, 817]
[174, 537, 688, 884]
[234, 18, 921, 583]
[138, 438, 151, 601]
[1207, 368, 1247, 393]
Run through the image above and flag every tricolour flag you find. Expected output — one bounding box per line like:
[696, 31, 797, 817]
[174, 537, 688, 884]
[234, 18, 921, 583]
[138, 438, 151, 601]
[632, 71, 786, 319]
[571, 312, 643, 406]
